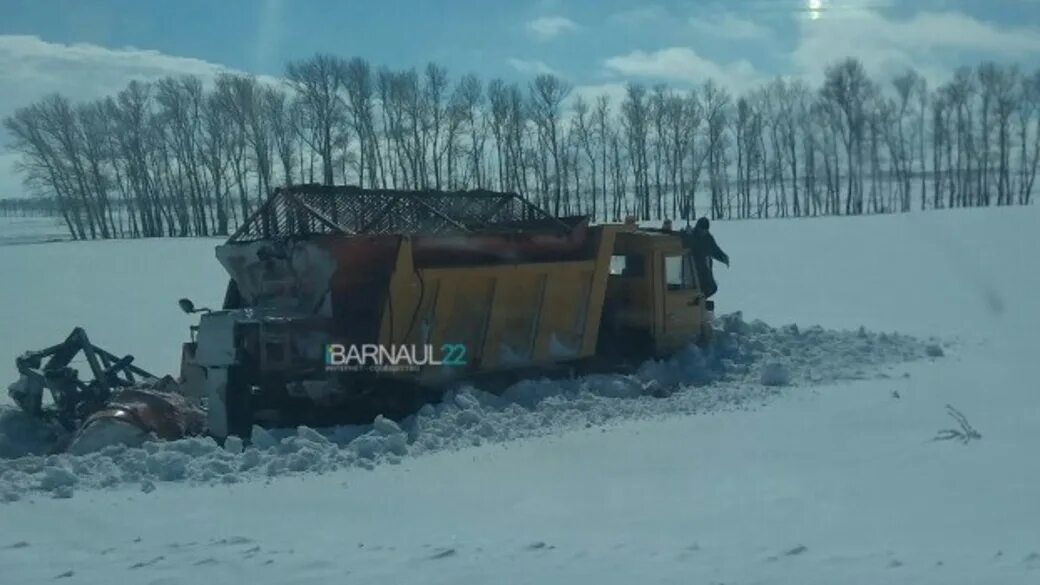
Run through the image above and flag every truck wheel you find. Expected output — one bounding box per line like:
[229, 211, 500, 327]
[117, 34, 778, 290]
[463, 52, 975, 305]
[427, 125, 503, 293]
[225, 365, 253, 439]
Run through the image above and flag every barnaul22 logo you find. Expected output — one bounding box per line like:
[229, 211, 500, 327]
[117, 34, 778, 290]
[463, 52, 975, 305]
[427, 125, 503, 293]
[325, 343, 467, 372]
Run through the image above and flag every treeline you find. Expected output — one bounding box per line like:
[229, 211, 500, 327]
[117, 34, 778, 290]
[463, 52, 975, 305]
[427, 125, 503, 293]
[3, 55, 1039, 239]
[0, 196, 58, 217]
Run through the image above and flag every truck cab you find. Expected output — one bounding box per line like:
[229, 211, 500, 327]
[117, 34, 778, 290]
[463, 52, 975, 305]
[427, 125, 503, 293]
[600, 227, 713, 357]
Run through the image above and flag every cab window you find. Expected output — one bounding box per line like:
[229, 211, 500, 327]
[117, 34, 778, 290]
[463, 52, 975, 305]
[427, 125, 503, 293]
[610, 254, 645, 277]
[665, 255, 696, 290]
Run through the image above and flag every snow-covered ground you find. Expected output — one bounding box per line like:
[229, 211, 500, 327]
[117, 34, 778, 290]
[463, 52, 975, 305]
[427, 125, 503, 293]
[0, 216, 71, 246]
[1, 206, 1038, 584]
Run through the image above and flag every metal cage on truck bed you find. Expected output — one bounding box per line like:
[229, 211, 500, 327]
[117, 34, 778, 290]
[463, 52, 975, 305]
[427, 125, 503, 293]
[227, 184, 571, 242]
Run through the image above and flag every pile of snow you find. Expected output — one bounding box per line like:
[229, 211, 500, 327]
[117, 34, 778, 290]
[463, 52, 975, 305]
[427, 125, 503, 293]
[0, 408, 65, 459]
[0, 312, 931, 501]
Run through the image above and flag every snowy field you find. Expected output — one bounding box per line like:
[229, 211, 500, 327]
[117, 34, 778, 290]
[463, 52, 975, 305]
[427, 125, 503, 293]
[1, 206, 1038, 584]
[0, 216, 71, 246]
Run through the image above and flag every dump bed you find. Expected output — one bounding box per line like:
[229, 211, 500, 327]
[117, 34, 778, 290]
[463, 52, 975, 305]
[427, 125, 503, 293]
[213, 221, 620, 381]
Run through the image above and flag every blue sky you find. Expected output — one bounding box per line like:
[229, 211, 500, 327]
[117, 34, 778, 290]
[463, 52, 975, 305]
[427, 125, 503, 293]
[1, 0, 1039, 197]
[3, 1, 1037, 85]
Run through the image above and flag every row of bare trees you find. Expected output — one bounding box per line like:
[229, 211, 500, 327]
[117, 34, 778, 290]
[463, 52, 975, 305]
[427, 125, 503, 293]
[0, 196, 57, 217]
[4, 55, 1039, 239]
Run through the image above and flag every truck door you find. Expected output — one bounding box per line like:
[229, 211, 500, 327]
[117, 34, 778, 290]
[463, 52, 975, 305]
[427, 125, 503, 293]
[660, 252, 704, 348]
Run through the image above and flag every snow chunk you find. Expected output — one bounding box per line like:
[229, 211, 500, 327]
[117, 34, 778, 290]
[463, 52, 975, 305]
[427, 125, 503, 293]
[145, 451, 189, 481]
[760, 363, 792, 387]
[0, 407, 67, 459]
[39, 467, 77, 492]
[223, 436, 244, 454]
[250, 425, 278, 450]
[372, 415, 402, 436]
[296, 426, 331, 445]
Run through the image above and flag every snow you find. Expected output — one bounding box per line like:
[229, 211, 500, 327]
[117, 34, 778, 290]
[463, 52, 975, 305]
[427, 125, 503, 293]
[1, 205, 1039, 583]
[0, 216, 70, 246]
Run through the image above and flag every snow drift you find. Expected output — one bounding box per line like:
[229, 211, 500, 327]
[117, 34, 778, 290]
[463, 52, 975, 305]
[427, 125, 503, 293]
[0, 311, 931, 501]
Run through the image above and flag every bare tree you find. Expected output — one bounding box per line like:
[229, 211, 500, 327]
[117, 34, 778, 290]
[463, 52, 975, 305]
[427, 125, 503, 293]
[774, 79, 809, 216]
[156, 76, 209, 235]
[528, 74, 571, 214]
[200, 90, 232, 234]
[285, 54, 347, 186]
[681, 90, 708, 222]
[892, 69, 925, 211]
[343, 57, 378, 188]
[1019, 69, 1040, 205]
[454, 74, 487, 187]
[733, 95, 754, 218]
[487, 79, 510, 192]
[621, 83, 650, 219]
[822, 58, 875, 215]
[4, 102, 83, 237]
[571, 95, 598, 220]
[594, 95, 612, 218]
[702, 80, 731, 219]
[264, 86, 296, 188]
[649, 84, 668, 218]
[422, 63, 449, 189]
[988, 64, 1020, 206]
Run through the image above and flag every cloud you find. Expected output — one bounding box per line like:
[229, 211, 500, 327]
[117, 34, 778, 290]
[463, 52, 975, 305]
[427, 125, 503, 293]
[603, 47, 761, 92]
[609, 5, 668, 25]
[507, 58, 561, 77]
[689, 13, 769, 40]
[568, 82, 629, 112]
[0, 35, 234, 115]
[793, 9, 1040, 85]
[0, 35, 265, 198]
[526, 16, 578, 41]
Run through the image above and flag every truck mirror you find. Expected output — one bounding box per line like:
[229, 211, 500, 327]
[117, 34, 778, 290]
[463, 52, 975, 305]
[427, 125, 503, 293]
[178, 298, 196, 314]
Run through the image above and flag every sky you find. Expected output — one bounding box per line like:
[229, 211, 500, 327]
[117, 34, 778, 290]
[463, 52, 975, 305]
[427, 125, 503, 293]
[1, 0, 1039, 199]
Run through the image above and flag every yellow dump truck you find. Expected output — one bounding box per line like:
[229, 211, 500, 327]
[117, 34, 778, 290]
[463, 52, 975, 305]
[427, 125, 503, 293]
[8, 185, 717, 443]
[176, 185, 716, 438]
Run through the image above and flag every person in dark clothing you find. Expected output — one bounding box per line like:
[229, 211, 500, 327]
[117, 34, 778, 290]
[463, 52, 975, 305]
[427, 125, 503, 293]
[681, 217, 729, 298]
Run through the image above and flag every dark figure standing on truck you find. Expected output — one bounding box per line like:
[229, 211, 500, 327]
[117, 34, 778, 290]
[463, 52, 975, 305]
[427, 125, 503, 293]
[682, 217, 729, 298]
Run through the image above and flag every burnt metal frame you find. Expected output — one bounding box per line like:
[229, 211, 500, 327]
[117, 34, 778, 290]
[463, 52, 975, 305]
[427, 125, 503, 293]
[11, 328, 154, 429]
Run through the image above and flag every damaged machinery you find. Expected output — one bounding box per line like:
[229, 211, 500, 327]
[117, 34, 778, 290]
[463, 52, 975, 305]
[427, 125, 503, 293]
[9, 328, 204, 452]
[9, 185, 719, 447]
